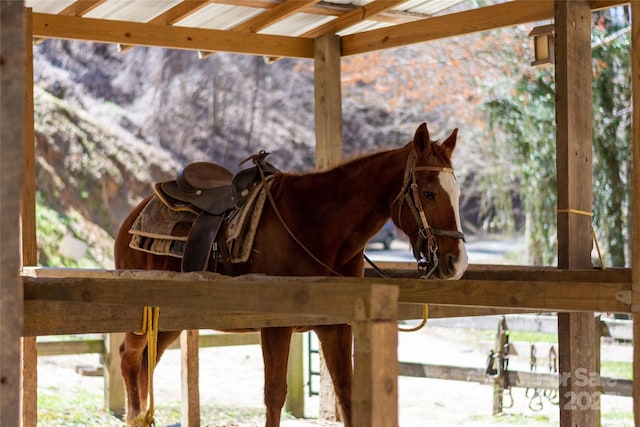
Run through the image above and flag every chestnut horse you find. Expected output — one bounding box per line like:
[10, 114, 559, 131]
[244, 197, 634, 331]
[114, 122, 468, 427]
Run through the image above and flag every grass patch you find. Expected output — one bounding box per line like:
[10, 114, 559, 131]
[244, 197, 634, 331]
[469, 413, 553, 425]
[508, 330, 557, 344]
[39, 388, 274, 427]
[601, 360, 632, 380]
[602, 410, 633, 426]
[38, 387, 122, 426]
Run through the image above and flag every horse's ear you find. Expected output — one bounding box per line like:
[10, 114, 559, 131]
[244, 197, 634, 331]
[413, 122, 433, 158]
[441, 128, 458, 158]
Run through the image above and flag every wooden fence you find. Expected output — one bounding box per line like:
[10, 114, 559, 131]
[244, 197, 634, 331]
[37, 311, 634, 420]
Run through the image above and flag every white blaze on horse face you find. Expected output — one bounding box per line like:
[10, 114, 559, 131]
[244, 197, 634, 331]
[438, 172, 468, 280]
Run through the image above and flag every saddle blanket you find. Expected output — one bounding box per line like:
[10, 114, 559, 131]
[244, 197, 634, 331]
[128, 196, 195, 258]
[128, 178, 272, 263]
[226, 178, 271, 263]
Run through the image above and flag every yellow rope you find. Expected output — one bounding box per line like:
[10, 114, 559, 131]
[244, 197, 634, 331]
[556, 208, 606, 269]
[399, 304, 429, 332]
[133, 306, 160, 427]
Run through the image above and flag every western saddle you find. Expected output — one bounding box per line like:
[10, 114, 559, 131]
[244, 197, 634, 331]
[154, 151, 278, 272]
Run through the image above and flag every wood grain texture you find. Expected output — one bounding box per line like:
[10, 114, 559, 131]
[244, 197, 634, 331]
[1, 2, 26, 426]
[314, 34, 343, 171]
[32, 13, 314, 58]
[554, 2, 597, 426]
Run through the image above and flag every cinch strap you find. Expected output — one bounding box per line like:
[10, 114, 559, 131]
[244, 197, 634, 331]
[133, 306, 160, 427]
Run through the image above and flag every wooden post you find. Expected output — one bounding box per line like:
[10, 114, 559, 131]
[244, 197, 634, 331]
[1, 1, 26, 426]
[554, 2, 597, 427]
[20, 7, 38, 427]
[181, 330, 200, 427]
[104, 333, 125, 419]
[352, 320, 398, 427]
[314, 32, 344, 420]
[314, 33, 343, 171]
[285, 333, 304, 418]
[491, 317, 507, 415]
[630, 3, 640, 427]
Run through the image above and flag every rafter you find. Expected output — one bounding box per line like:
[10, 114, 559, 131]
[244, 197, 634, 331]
[342, 0, 630, 56]
[33, 0, 105, 44]
[57, 0, 104, 16]
[302, 0, 406, 38]
[32, 13, 315, 59]
[150, 0, 211, 25]
[199, 0, 319, 58]
[119, 0, 212, 53]
[342, 0, 554, 56]
[232, 0, 320, 33]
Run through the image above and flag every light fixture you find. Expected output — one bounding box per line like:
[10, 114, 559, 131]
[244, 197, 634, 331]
[528, 24, 555, 66]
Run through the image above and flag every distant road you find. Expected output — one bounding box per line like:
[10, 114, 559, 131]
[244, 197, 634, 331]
[365, 236, 525, 265]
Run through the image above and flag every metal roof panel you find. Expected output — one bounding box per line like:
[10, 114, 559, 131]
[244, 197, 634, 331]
[258, 12, 336, 37]
[24, 0, 76, 14]
[83, 0, 181, 23]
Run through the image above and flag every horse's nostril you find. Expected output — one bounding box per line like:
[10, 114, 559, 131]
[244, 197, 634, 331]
[446, 254, 456, 274]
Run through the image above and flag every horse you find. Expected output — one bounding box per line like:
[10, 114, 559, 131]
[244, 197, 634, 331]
[114, 122, 468, 427]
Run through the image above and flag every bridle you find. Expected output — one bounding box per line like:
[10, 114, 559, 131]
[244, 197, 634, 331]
[393, 151, 466, 278]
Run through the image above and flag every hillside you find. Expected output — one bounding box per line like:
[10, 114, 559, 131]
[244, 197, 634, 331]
[31, 29, 530, 267]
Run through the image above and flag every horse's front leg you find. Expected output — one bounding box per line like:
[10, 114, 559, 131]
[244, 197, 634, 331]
[314, 324, 353, 427]
[120, 330, 181, 426]
[120, 332, 147, 427]
[260, 326, 294, 427]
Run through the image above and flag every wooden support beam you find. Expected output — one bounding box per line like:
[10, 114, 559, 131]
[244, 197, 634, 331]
[342, 1, 555, 56]
[285, 333, 305, 418]
[554, 2, 597, 427]
[233, 0, 319, 33]
[314, 33, 343, 171]
[104, 332, 125, 419]
[367, 264, 631, 282]
[631, 2, 640, 427]
[341, 0, 629, 56]
[181, 330, 200, 427]
[399, 363, 633, 396]
[352, 320, 398, 427]
[119, 0, 211, 53]
[0, 2, 26, 426]
[32, 13, 315, 59]
[58, 0, 104, 16]
[303, 0, 406, 38]
[22, 269, 631, 336]
[199, 0, 318, 61]
[21, 7, 38, 427]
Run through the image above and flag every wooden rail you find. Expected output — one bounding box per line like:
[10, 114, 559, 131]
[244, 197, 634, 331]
[22, 268, 399, 427]
[23, 265, 631, 337]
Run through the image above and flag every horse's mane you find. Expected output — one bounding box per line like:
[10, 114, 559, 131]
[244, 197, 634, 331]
[272, 136, 453, 190]
[275, 143, 409, 180]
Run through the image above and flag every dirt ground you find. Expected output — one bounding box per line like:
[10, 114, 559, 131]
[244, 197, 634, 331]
[37, 324, 634, 427]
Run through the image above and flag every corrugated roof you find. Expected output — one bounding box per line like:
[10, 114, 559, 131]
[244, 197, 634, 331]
[26, 1, 577, 59]
[25, 0, 470, 41]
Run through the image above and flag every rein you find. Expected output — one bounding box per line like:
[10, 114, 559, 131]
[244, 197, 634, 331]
[394, 151, 465, 278]
[253, 149, 464, 280]
[254, 156, 345, 277]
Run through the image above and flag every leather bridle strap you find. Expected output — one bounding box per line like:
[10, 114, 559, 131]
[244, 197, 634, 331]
[395, 152, 465, 278]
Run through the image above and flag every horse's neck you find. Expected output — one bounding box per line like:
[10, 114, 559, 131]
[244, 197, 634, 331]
[282, 145, 409, 237]
[329, 146, 408, 210]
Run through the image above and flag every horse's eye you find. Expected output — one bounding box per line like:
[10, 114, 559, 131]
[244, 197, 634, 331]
[423, 191, 435, 201]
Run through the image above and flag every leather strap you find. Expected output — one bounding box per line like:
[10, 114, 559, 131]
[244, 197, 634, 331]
[181, 212, 223, 272]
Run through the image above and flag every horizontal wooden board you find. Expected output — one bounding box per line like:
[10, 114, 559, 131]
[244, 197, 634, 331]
[399, 362, 632, 396]
[23, 267, 630, 336]
[342, 0, 629, 56]
[342, 1, 554, 55]
[32, 13, 314, 58]
[395, 278, 630, 313]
